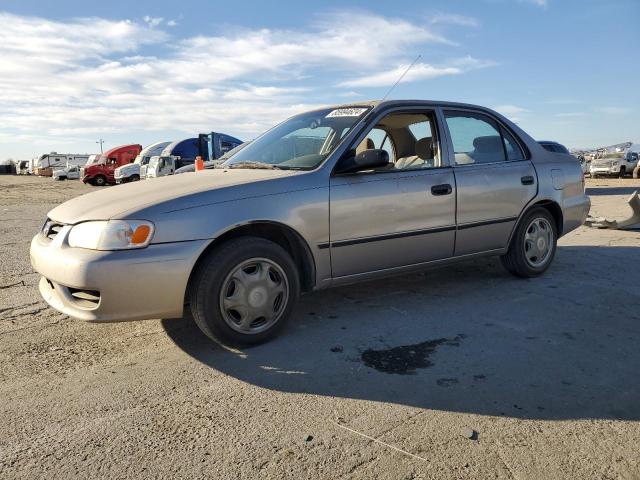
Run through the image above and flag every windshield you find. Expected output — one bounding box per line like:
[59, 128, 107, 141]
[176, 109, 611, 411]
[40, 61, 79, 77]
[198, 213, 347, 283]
[133, 155, 150, 165]
[222, 107, 370, 170]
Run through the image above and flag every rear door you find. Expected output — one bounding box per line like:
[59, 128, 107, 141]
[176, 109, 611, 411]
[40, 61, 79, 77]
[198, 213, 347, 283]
[443, 110, 537, 256]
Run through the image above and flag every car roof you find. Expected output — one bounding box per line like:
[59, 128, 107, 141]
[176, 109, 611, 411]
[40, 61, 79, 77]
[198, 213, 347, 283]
[309, 99, 505, 114]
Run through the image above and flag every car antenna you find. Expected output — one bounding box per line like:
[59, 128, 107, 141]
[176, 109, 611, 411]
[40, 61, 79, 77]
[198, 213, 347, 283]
[380, 54, 422, 102]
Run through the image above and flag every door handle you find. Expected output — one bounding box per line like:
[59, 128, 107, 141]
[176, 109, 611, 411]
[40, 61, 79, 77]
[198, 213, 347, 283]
[431, 184, 452, 196]
[521, 175, 535, 185]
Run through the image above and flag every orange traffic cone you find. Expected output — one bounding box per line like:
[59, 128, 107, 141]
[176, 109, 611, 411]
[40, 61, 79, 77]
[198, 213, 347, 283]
[195, 156, 204, 172]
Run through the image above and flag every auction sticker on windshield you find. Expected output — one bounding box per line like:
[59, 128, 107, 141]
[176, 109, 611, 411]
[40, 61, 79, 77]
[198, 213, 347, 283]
[326, 107, 368, 118]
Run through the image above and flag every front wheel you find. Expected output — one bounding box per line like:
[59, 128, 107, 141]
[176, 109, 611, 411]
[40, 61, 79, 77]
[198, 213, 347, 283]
[500, 208, 557, 278]
[189, 237, 300, 346]
[93, 175, 107, 186]
[130, 174, 140, 182]
[619, 167, 626, 178]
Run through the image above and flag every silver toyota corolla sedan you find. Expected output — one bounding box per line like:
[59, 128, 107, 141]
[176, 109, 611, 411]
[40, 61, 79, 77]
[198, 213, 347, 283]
[30, 100, 590, 345]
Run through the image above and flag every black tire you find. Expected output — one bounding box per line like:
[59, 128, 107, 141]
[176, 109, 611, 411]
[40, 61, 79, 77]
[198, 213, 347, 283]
[500, 207, 558, 278]
[94, 175, 107, 186]
[619, 167, 626, 178]
[189, 237, 300, 346]
[131, 174, 140, 182]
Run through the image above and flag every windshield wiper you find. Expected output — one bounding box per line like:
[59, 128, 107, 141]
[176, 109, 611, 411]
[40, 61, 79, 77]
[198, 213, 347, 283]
[227, 161, 282, 170]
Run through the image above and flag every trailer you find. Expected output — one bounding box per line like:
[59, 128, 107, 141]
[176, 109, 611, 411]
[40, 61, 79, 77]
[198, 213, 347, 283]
[33, 152, 92, 177]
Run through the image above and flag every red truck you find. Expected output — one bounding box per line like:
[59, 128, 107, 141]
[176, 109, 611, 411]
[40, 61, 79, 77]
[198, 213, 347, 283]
[81, 144, 142, 186]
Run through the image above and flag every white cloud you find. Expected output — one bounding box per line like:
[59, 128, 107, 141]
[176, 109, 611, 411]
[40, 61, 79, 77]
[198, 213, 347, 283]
[0, 10, 496, 157]
[520, 0, 548, 7]
[143, 16, 163, 28]
[430, 13, 480, 27]
[553, 112, 586, 118]
[492, 104, 530, 122]
[339, 56, 494, 88]
[596, 106, 631, 115]
[167, 19, 178, 27]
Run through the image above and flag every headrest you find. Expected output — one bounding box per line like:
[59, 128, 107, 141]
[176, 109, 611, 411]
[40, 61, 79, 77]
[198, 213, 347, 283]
[415, 137, 434, 160]
[356, 137, 375, 155]
[473, 136, 503, 154]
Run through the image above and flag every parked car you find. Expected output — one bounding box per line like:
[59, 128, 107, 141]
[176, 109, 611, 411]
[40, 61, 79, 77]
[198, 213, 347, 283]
[144, 133, 242, 179]
[590, 151, 638, 178]
[52, 165, 81, 181]
[538, 140, 589, 174]
[30, 100, 590, 346]
[114, 141, 171, 184]
[81, 144, 142, 186]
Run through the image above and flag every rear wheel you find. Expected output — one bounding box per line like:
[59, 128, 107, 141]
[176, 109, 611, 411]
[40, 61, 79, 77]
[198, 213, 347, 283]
[189, 237, 300, 346]
[500, 208, 557, 278]
[93, 175, 106, 186]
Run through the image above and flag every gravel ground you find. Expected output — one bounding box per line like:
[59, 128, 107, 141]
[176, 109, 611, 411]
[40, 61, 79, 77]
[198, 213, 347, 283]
[1, 174, 639, 479]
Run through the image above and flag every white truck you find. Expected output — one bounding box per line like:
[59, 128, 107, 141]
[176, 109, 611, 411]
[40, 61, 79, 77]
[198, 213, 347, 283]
[590, 149, 639, 178]
[52, 164, 81, 181]
[114, 141, 171, 184]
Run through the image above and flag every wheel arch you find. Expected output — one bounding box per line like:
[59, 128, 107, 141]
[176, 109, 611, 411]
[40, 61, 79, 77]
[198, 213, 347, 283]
[185, 221, 317, 303]
[509, 199, 564, 246]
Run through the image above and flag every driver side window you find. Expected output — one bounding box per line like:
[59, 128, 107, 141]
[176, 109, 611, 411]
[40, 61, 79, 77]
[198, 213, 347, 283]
[365, 128, 395, 163]
[351, 111, 440, 172]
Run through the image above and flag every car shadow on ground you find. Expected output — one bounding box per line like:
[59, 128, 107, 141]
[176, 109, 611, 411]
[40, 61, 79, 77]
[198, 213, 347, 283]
[586, 186, 639, 196]
[161, 246, 640, 421]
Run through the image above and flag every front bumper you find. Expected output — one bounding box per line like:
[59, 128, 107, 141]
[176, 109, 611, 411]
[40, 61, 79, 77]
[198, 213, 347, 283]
[590, 166, 619, 175]
[30, 228, 208, 322]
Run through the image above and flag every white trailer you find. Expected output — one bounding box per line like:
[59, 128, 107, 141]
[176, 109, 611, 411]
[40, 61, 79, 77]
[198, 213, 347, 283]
[33, 152, 92, 176]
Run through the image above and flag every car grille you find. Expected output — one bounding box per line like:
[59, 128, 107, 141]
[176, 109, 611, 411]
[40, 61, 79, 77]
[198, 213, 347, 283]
[42, 220, 65, 240]
[591, 161, 612, 168]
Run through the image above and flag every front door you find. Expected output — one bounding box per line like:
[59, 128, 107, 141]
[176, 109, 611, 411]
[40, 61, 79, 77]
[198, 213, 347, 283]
[329, 110, 456, 278]
[443, 110, 538, 256]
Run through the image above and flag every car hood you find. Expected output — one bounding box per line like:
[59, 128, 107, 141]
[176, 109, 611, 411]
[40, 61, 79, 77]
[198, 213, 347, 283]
[48, 169, 298, 224]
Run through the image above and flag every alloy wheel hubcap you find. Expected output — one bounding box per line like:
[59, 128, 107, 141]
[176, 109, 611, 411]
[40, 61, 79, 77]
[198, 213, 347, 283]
[523, 217, 553, 267]
[219, 258, 289, 334]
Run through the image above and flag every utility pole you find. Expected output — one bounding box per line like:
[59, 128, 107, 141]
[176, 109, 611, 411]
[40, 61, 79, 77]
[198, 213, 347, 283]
[96, 139, 105, 153]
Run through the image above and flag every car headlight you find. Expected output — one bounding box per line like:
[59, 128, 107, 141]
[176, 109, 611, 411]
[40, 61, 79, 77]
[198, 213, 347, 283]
[68, 220, 154, 250]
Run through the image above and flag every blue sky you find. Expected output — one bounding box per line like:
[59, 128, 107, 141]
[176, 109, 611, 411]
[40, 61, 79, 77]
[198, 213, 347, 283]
[0, 0, 638, 158]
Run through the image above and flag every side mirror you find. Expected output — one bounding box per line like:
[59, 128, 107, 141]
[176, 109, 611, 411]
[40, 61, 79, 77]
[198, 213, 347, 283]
[336, 149, 390, 174]
[159, 159, 165, 168]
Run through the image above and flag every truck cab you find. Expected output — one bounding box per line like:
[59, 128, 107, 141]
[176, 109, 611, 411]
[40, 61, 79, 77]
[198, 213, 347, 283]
[144, 133, 242, 179]
[81, 144, 142, 186]
[115, 141, 171, 184]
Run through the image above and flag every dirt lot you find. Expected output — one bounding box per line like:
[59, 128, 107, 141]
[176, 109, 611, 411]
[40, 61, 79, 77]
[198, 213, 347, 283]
[1, 175, 639, 479]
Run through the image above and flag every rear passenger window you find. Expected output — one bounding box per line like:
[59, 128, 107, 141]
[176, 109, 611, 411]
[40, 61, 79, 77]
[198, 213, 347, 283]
[501, 127, 524, 161]
[445, 111, 526, 165]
